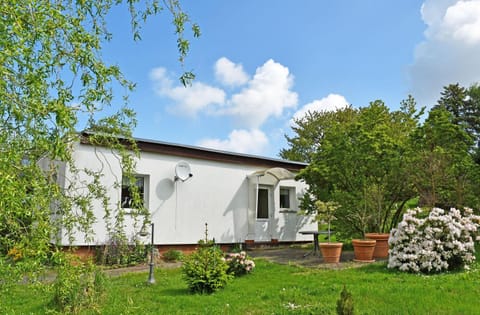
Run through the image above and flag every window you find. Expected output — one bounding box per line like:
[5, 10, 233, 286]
[280, 187, 295, 209]
[121, 175, 147, 208]
[257, 187, 269, 219]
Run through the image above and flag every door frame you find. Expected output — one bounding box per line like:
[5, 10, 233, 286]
[254, 184, 273, 241]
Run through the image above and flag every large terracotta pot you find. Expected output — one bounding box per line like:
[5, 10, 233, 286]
[352, 239, 376, 262]
[365, 233, 390, 259]
[319, 242, 343, 263]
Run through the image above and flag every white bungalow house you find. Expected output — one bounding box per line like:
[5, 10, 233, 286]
[58, 133, 316, 254]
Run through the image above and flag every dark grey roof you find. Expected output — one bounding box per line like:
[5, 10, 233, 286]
[80, 131, 308, 171]
[135, 138, 308, 170]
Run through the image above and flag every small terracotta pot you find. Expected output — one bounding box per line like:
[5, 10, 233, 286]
[319, 242, 343, 263]
[365, 233, 390, 258]
[352, 239, 376, 262]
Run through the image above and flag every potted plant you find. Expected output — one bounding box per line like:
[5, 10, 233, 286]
[352, 238, 376, 262]
[315, 200, 343, 263]
[364, 184, 391, 259]
[364, 232, 390, 259]
[350, 196, 376, 262]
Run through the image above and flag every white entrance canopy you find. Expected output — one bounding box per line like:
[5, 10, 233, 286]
[248, 167, 296, 185]
[246, 167, 298, 241]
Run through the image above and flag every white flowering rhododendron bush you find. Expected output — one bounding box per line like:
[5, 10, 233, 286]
[388, 207, 480, 273]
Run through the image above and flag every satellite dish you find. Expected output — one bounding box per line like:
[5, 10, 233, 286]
[175, 160, 192, 182]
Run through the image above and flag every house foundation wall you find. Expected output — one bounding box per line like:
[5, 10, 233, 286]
[63, 240, 310, 261]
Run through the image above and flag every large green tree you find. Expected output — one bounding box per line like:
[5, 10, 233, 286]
[281, 108, 357, 163]
[287, 99, 421, 238]
[284, 91, 480, 241]
[433, 83, 480, 163]
[410, 107, 480, 209]
[0, 0, 198, 286]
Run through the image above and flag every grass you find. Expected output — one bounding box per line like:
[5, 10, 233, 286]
[2, 258, 480, 315]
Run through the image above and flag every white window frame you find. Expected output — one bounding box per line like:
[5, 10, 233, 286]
[256, 186, 270, 220]
[279, 186, 296, 211]
[121, 174, 149, 210]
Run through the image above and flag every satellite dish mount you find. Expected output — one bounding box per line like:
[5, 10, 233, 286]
[174, 160, 193, 182]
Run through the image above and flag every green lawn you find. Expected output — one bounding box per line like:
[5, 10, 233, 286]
[2, 259, 480, 315]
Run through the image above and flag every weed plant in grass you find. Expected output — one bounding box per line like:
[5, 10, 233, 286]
[2, 258, 480, 314]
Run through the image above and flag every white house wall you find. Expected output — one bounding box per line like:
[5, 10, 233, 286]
[61, 143, 122, 245]
[273, 179, 313, 241]
[62, 142, 316, 246]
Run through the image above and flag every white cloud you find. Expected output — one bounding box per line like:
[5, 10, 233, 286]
[197, 129, 268, 154]
[150, 60, 298, 127]
[222, 59, 298, 128]
[214, 57, 249, 87]
[149, 67, 226, 116]
[292, 94, 349, 123]
[410, 0, 480, 107]
[426, 0, 480, 44]
[150, 67, 173, 88]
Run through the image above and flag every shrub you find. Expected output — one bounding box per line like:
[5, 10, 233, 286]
[0, 256, 23, 293]
[388, 207, 480, 273]
[94, 236, 147, 266]
[225, 251, 255, 276]
[50, 255, 107, 314]
[182, 240, 231, 294]
[162, 249, 183, 262]
[336, 285, 355, 315]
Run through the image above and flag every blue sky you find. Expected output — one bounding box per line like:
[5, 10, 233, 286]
[101, 0, 480, 159]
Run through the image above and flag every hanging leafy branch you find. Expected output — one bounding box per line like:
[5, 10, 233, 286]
[0, 0, 199, 291]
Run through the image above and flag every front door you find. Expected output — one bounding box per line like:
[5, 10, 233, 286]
[254, 185, 273, 241]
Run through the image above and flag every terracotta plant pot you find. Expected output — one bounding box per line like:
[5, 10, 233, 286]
[319, 242, 343, 263]
[352, 239, 376, 262]
[365, 233, 390, 259]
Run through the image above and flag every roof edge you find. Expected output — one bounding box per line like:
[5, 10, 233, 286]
[80, 131, 308, 171]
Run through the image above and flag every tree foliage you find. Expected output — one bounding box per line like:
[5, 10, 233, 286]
[410, 107, 480, 209]
[291, 99, 422, 238]
[281, 108, 356, 163]
[433, 83, 480, 163]
[0, 0, 198, 291]
[284, 87, 480, 239]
